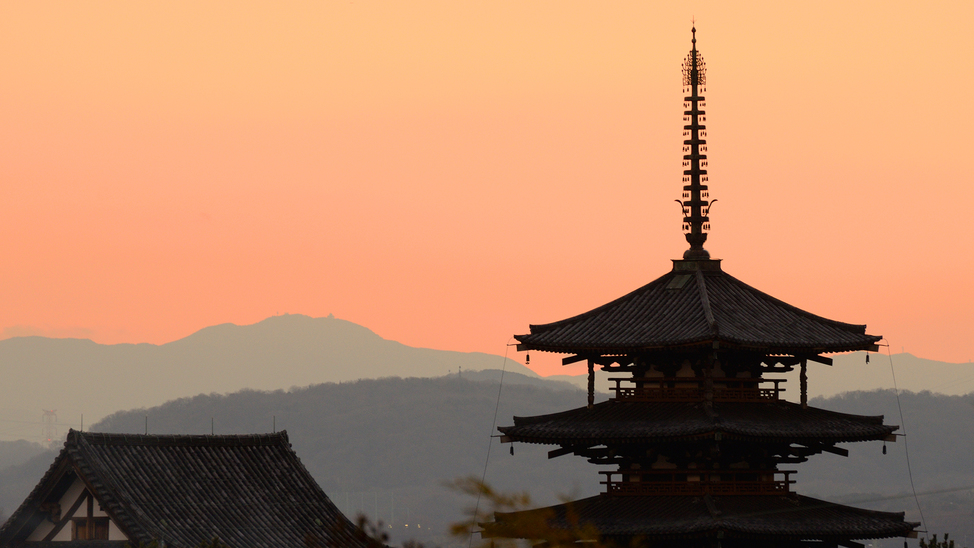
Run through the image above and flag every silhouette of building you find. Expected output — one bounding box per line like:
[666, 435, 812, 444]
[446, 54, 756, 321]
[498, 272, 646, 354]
[0, 430, 372, 547]
[484, 28, 919, 548]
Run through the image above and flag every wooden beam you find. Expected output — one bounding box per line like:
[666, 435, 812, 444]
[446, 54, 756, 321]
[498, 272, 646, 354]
[42, 489, 89, 541]
[793, 444, 849, 458]
[820, 445, 850, 457]
[800, 358, 808, 408]
[805, 354, 833, 366]
[547, 447, 576, 459]
[548, 445, 596, 459]
[86, 491, 93, 540]
[562, 354, 588, 366]
[587, 360, 595, 409]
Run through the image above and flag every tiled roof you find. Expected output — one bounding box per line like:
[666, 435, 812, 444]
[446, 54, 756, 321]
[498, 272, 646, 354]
[0, 430, 372, 548]
[499, 399, 895, 444]
[484, 493, 918, 541]
[516, 260, 881, 355]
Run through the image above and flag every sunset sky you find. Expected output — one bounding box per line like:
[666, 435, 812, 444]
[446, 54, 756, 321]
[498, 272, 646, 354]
[2, 1, 971, 377]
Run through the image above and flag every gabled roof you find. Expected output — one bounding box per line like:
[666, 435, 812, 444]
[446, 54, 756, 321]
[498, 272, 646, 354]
[499, 399, 895, 445]
[0, 430, 373, 548]
[516, 259, 881, 355]
[483, 493, 918, 542]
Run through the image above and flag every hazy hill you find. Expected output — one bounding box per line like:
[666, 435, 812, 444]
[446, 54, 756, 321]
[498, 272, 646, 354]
[797, 389, 974, 543]
[3, 378, 971, 546]
[4, 312, 970, 444]
[0, 314, 534, 441]
[14, 376, 600, 546]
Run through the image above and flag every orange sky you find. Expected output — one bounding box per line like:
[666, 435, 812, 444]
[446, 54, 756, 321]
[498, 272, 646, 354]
[2, 1, 971, 377]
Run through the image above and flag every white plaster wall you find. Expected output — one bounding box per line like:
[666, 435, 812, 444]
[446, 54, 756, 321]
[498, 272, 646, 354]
[109, 520, 127, 541]
[25, 476, 128, 542]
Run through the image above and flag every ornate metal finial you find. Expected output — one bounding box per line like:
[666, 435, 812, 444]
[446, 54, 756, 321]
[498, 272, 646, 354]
[678, 26, 712, 260]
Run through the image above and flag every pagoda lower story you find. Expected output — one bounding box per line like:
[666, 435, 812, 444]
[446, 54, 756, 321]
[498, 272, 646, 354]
[487, 494, 914, 548]
[487, 345, 918, 547]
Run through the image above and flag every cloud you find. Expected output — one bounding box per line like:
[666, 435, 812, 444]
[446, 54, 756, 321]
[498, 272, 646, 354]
[1, 325, 96, 340]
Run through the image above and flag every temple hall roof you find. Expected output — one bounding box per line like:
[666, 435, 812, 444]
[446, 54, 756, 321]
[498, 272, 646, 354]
[0, 430, 372, 548]
[499, 399, 895, 446]
[516, 260, 881, 356]
[483, 493, 918, 542]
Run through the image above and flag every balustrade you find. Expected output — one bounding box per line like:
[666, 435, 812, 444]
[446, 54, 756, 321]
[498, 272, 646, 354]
[600, 469, 796, 496]
[609, 376, 785, 402]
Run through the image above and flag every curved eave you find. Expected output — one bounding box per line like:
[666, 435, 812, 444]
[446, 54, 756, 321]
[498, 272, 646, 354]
[515, 263, 881, 356]
[483, 494, 918, 541]
[514, 334, 883, 356]
[498, 400, 896, 446]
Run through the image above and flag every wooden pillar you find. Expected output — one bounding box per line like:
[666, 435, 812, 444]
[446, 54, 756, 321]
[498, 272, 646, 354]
[800, 358, 808, 409]
[86, 491, 93, 540]
[587, 360, 595, 409]
[703, 351, 715, 409]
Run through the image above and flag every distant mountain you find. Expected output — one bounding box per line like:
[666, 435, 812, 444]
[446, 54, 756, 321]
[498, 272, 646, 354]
[0, 314, 534, 441]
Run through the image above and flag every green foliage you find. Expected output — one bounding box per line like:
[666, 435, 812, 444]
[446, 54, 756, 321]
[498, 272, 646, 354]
[920, 534, 959, 548]
[447, 476, 638, 548]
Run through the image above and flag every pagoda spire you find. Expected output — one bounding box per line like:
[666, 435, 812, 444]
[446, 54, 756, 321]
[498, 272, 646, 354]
[679, 26, 713, 260]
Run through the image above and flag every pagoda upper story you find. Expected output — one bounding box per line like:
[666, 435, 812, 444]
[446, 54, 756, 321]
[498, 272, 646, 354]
[515, 259, 882, 358]
[681, 25, 712, 260]
[488, 28, 918, 545]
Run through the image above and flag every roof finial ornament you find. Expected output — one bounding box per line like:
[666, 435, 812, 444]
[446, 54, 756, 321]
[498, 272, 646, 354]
[679, 25, 711, 260]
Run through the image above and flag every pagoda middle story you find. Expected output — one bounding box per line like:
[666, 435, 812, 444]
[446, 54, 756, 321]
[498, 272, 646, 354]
[484, 28, 919, 548]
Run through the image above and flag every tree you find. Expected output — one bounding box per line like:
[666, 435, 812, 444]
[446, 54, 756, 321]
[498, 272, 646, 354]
[921, 534, 962, 548]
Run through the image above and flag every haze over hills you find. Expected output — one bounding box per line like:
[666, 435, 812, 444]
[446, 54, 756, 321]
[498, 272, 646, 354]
[3, 313, 972, 443]
[0, 312, 972, 544]
[1, 379, 970, 546]
[0, 314, 534, 442]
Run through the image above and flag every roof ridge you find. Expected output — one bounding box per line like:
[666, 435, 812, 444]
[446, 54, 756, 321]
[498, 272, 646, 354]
[694, 269, 718, 335]
[717, 271, 872, 333]
[72, 429, 289, 446]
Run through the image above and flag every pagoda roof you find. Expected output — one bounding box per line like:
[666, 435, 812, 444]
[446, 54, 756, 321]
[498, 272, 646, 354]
[516, 259, 881, 356]
[499, 399, 895, 445]
[483, 493, 918, 542]
[0, 430, 372, 548]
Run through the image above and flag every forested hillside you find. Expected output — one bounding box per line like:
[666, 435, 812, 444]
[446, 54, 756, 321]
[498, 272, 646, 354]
[2, 378, 971, 546]
[94, 374, 598, 546]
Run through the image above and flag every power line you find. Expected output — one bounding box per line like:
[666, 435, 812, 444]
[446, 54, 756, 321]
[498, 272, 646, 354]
[884, 339, 928, 535]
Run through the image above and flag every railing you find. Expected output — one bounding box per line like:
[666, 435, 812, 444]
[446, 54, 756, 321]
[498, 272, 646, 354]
[599, 469, 796, 496]
[609, 377, 785, 402]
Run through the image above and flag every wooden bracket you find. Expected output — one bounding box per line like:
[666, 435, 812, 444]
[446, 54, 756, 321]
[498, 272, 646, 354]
[562, 354, 589, 365]
[804, 354, 833, 366]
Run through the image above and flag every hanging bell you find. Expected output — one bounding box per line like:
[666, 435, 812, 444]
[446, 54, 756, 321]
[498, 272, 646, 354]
[525, 353, 530, 365]
[866, 354, 870, 364]
[510, 445, 514, 456]
[882, 443, 887, 455]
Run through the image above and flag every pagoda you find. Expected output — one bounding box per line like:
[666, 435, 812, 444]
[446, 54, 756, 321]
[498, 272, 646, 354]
[484, 28, 919, 548]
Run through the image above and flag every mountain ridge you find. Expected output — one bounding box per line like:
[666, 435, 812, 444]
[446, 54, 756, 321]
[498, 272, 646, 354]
[0, 314, 535, 441]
